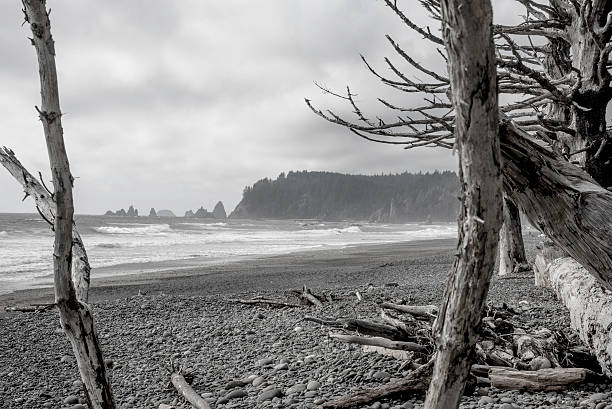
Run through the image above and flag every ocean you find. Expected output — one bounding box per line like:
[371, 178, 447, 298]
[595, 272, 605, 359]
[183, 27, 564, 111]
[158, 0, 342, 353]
[0, 213, 457, 294]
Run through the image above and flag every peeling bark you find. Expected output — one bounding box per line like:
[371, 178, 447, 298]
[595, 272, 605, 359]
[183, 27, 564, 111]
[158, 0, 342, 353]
[424, 1, 503, 408]
[21, 1, 115, 407]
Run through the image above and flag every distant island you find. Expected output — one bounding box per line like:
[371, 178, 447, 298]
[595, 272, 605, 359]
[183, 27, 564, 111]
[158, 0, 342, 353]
[103, 202, 226, 219]
[230, 170, 459, 222]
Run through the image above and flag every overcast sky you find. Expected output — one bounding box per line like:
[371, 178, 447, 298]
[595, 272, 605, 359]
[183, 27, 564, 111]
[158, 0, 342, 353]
[0, 1, 519, 215]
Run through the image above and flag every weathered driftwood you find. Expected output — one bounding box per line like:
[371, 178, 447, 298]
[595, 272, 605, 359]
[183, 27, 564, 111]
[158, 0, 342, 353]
[379, 303, 438, 321]
[4, 303, 55, 313]
[499, 118, 612, 290]
[305, 316, 408, 341]
[489, 367, 600, 392]
[0, 148, 90, 303]
[301, 286, 323, 307]
[170, 373, 211, 409]
[498, 196, 529, 276]
[363, 346, 414, 361]
[329, 333, 427, 353]
[424, 1, 503, 408]
[21, 2, 115, 408]
[318, 360, 434, 409]
[547, 257, 612, 376]
[229, 298, 302, 308]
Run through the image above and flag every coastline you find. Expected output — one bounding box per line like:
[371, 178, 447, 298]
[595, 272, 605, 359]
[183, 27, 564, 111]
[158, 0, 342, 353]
[0, 238, 456, 307]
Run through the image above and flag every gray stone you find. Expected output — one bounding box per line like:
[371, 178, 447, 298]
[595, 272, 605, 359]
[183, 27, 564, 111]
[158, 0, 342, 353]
[529, 356, 552, 370]
[273, 363, 288, 371]
[372, 371, 391, 381]
[257, 358, 274, 367]
[286, 384, 306, 395]
[252, 376, 265, 387]
[478, 396, 494, 405]
[306, 380, 321, 391]
[63, 396, 79, 405]
[257, 388, 282, 402]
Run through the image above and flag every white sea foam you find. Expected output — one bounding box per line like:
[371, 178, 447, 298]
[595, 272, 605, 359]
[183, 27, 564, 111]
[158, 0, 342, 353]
[0, 231, 8, 237]
[94, 224, 172, 235]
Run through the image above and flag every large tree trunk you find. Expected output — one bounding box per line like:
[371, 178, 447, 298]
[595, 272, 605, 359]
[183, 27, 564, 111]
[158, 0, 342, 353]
[499, 117, 612, 290]
[22, 1, 115, 408]
[423, 1, 503, 408]
[547, 257, 612, 376]
[498, 196, 529, 276]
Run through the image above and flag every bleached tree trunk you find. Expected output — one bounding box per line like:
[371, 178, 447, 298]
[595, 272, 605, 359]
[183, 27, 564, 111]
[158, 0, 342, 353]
[21, 1, 115, 408]
[424, 1, 503, 408]
[498, 196, 528, 276]
[547, 257, 612, 376]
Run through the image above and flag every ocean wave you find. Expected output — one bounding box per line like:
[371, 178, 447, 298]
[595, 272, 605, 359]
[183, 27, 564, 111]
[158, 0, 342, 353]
[94, 224, 172, 235]
[0, 231, 8, 237]
[94, 243, 123, 248]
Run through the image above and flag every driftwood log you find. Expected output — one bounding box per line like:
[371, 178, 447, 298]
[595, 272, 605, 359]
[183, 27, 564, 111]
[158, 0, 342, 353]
[547, 257, 612, 376]
[489, 367, 600, 392]
[170, 373, 211, 409]
[229, 298, 302, 308]
[379, 303, 438, 321]
[318, 360, 434, 409]
[328, 334, 427, 353]
[305, 316, 410, 341]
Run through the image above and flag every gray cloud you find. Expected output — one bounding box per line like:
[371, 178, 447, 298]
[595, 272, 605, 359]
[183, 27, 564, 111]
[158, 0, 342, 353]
[1, 1, 460, 215]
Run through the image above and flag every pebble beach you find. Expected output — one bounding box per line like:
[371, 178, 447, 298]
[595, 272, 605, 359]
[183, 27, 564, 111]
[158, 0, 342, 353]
[1, 237, 611, 409]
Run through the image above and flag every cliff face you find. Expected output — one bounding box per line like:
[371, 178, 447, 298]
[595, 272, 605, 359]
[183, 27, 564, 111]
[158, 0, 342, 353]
[230, 170, 459, 222]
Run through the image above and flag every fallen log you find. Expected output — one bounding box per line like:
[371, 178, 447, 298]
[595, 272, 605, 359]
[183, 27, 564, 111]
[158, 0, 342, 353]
[329, 333, 427, 353]
[170, 372, 211, 409]
[318, 360, 434, 409]
[379, 303, 438, 321]
[4, 303, 56, 313]
[300, 286, 323, 307]
[363, 346, 415, 361]
[499, 117, 612, 290]
[229, 298, 302, 308]
[547, 257, 612, 376]
[305, 316, 408, 341]
[489, 367, 601, 392]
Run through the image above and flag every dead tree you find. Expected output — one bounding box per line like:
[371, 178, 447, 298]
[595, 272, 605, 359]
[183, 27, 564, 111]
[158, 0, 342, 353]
[306, 0, 612, 377]
[10, 1, 116, 407]
[498, 196, 529, 276]
[422, 1, 502, 407]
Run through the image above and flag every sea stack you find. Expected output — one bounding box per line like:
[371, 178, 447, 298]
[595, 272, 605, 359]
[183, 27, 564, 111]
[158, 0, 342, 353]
[213, 201, 227, 219]
[127, 205, 138, 217]
[149, 208, 157, 217]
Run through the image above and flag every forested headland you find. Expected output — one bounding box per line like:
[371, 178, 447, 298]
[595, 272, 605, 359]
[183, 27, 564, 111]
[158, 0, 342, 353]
[230, 170, 459, 222]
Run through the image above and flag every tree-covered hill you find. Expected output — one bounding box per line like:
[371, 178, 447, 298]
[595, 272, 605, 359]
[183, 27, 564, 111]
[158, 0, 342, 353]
[230, 170, 459, 222]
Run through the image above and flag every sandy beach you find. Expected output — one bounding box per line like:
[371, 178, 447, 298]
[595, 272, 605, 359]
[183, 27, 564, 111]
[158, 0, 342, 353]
[1, 236, 611, 409]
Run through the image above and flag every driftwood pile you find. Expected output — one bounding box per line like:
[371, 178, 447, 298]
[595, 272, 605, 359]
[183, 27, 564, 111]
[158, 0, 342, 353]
[301, 292, 604, 408]
[229, 285, 605, 408]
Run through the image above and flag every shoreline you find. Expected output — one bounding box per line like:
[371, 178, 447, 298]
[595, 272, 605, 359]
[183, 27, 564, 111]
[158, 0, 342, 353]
[0, 238, 457, 307]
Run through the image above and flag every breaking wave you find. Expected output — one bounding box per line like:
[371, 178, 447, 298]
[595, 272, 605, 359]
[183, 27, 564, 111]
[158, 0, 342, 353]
[94, 224, 172, 235]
